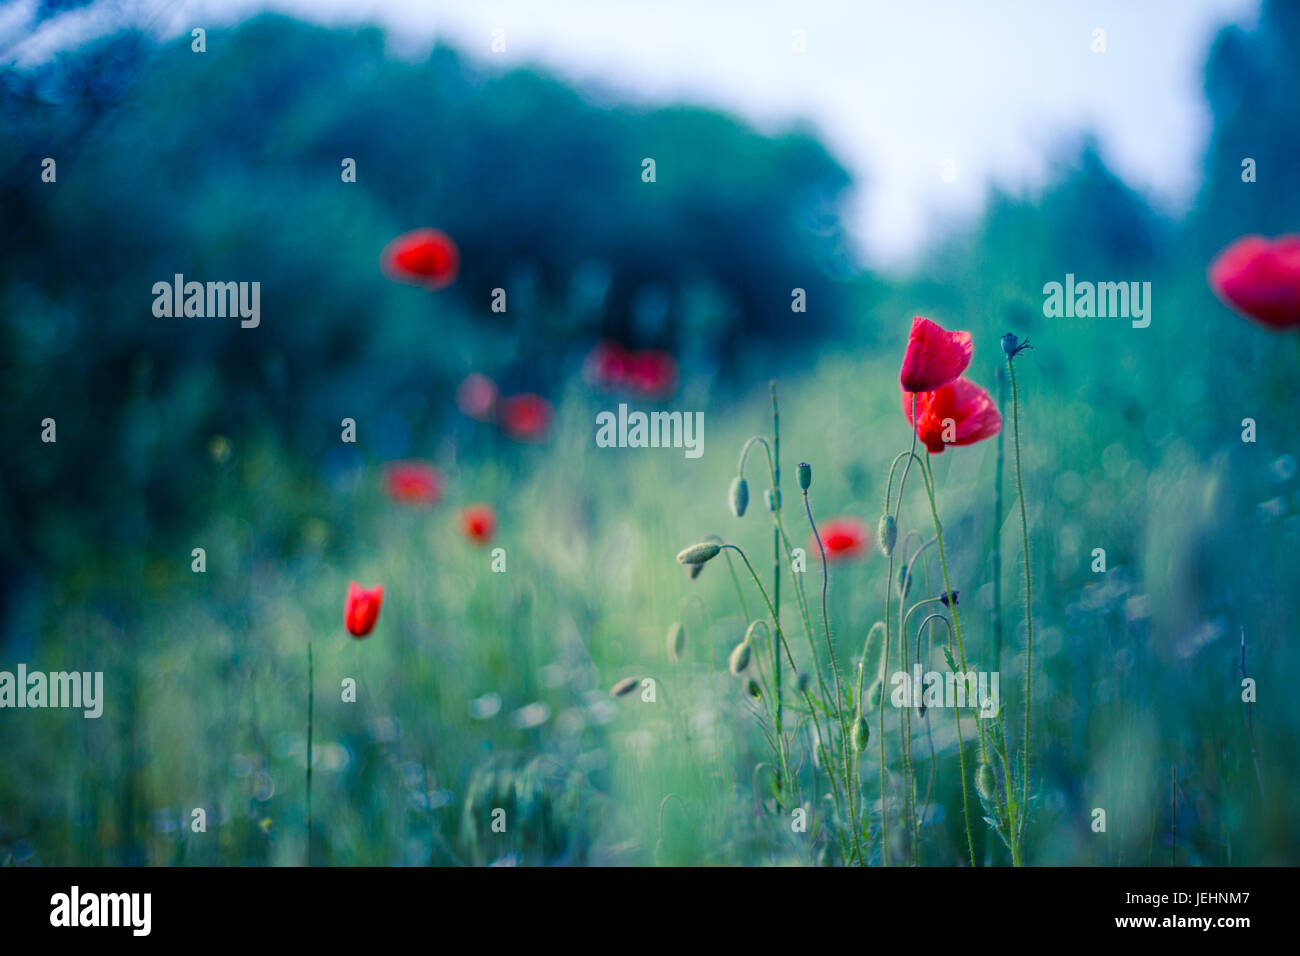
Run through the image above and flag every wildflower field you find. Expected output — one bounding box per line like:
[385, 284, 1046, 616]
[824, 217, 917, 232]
[2, 4, 1300, 870]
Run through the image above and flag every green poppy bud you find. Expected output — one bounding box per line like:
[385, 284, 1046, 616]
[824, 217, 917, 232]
[729, 476, 749, 517]
[877, 514, 897, 557]
[976, 763, 997, 802]
[610, 677, 639, 698]
[797, 461, 812, 490]
[851, 715, 870, 752]
[667, 622, 685, 661]
[728, 641, 751, 675]
[676, 541, 721, 565]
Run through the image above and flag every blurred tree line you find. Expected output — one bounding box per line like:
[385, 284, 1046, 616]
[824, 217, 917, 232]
[0, 13, 854, 622]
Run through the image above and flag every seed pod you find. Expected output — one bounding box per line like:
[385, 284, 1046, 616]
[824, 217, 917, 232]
[1001, 332, 1020, 356]
[897, 563, 913, 601]
[610, 677, 639, 698]
[975, 763, 997, 802]
[728, 641, 751, 675]
[666, 622, 685, 661]
[729, 476, 749, 518]
[877, 514, 897, 557]
[676, 541, 721, 565]
[797, 461, 812, 490]
[851, 715, 870, 752]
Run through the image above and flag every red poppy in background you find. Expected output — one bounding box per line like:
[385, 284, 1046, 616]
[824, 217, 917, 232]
[380, 228, 459, 290]
[498, 393, 552, 442]
[383, 460, 443, 506]
[812, 517, 871, 561]
[902, 377, 1002, 454]
[584, 341, 678, 398]
[456, 372, 499, 421]
[460, 504, 496, 545]
[344, 581, 383, 637]
[899, 316, 973, 393]
[1208, 235, 1300, 330]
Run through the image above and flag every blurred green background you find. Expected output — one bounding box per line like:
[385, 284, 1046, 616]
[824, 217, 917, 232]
[2, 2, 1299, 865]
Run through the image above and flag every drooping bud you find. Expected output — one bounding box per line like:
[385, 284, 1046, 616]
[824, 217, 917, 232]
[676, 541, 722, 566]
[851, 715, 870, 752]
[728, 641, 751, 675]
[877, 514, 897, 557]
[897, 563, 913, 601]
[939, 590, 959, 607]
[666, 622, 685, 661]
[975, 763, 997, 802]
[610, 677, 639, 698]
[729, 475, 749, 517]
[797, 461, 812, 490]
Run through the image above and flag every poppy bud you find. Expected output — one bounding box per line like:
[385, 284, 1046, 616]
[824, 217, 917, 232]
[897, 563, 913, 601]
[797, 461, 812, 490]
[610, 677, 640, 698]
[729, 475, 749, 517]
[676, 541, 721, 565]
[940, 590, 959, 607]
[667, 622, 685, 661]
[728, 641, 752, 675]
[851, 715, 870, 752]
[1001, 332, 1019, 356]
[975, 763, 997, 802]
[877, 514, 897, 557]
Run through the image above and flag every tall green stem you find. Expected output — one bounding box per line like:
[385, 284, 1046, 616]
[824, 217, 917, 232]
[1007, 357, 1034, 836]
[306, 640, 314, 866]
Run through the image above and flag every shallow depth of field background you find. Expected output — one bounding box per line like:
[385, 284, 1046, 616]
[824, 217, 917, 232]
[2, 0, 1299, 865]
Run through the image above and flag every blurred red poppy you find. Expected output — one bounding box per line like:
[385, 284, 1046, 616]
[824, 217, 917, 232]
[344, 581, 383, 637]
[584, 341, 678, 398]
[1208, 235, 1300, 330]
[498, 394, 552, 442]
[380, 228, 459, 290]
[383, 461, 443, 505]
[456, 372, 498, 421]
[899, 316, 973, 393]
[813, 517, 871, 561]
[902, 377, 1002, 454]
[460, 504, 496, 545]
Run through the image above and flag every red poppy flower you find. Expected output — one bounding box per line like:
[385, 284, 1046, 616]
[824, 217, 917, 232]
[584, 342, 678, 398]
[901, 377, 1002, 454]
[1208, 235, 1300, 330]
[380, 228, 459, 290]
[456, 372, 498, 421]
[625, 350, 678, 398]
[383, 461, 443, 506]
[812, 517, 871, 561]
[585, 341, 632, 391]
[899, 316, 973, 393]
[344, 581, 383, 637]
[498, 394, 552, 442]
[460, 504, 496, 545]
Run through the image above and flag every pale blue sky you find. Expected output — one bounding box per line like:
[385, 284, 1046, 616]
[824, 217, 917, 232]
[8, 0, 1261, 270]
